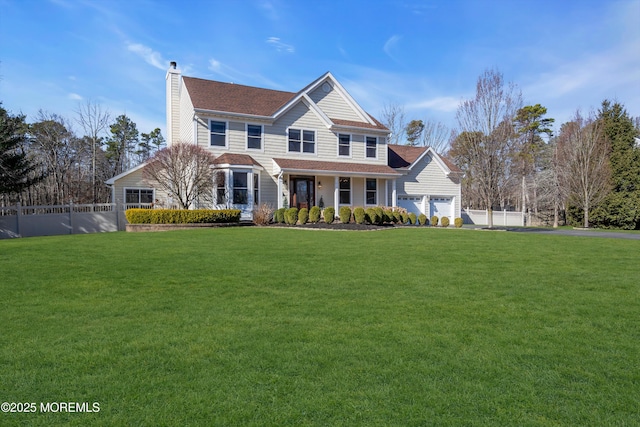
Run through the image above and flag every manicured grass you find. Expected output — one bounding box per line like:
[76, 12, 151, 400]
[1, 228, 639, 426]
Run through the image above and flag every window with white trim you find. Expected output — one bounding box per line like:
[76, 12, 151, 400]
[339, 177, 351, 204]
[232, 172, 248, 205]
[253, 173, 259, 204]
[366, 136, 377, 158]
[366, 179, 377, 205]
[210, 120, 227, 147]
[125, 188, 154, 204]
[247, 124, 262, 150]
[215, 171, 226, 204]
[288, 128, 315, 153]
[338, 134, 351, 157]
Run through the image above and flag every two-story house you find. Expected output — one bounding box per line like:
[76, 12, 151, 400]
[107, 62, 462, 222]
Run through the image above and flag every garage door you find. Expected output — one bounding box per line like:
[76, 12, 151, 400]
[397, 196, 424, 215]
[429, 197, 452, 219]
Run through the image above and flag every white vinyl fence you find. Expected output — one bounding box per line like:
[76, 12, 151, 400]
[0, 203, 151, 239]
[462, 209, 525, 227]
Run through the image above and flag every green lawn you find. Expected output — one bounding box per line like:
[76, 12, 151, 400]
[1, 228, 639, 426]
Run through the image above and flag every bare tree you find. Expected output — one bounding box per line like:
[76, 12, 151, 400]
[453, 68, 523, 227]
[143, 142, 216, 209]
[557, 111, 611, 228]
[75, 100, 110, 203]
[420, 118, 450, 154]
[380, 102, 406, 145]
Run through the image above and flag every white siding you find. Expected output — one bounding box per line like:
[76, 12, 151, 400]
[394, 154, 462, 218]
[308, 84, 362, 122]
[111, 167, 170, 207]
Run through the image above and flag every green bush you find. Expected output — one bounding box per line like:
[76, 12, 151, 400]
[418, 213, 428, 226]
[353, 207, 366, 224]
[408, 212, 417, 225]
[431, 215, 439, 226]
[392, 211, 401, 223]
[298, 208, 309, 225]
[309, 206, 321, 223]
[365, 208, 379, 225]
[273, 208, 286, 224]
[441, 217, 450, 227]
[454, 217, 464, 228]
[285, 207, 299, 225]
[125, 209, 241, 224]
[339, 206, 352, 223]
[323, 207, 335, 224]
[374, 207, 384, 225]
[382, 208, 394, 224]
[400, 213, 409, 224]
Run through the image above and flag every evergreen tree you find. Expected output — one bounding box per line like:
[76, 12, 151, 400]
[106, 114, 139, 175]
[591, 100, 640, 229]
[0, 103, 42, 201]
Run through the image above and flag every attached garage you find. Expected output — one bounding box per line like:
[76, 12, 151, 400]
[397, 195, 424, 215]
[429, 197, 452, 220]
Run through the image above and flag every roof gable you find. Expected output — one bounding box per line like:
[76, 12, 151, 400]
[388, 144, 462, 176]
[182, 73, 388, 132]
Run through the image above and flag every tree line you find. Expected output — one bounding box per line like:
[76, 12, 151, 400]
[0, 100, 164, 206]
[381, 69, 640, 229]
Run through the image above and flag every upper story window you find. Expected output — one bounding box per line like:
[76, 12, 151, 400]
[210, 120, 227, 147]
[338, 134, 351, 157]
[366, 136, 377, 158]
[288, 128, 315, 154]
[247, 124, 262, 150]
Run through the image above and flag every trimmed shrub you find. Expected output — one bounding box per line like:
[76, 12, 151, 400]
[393, 211, 401, 223]
[125, 208, 241, 224]
[353, 207, 366, 224]
[285, 207, 299, 225]
[253, 203, 274, 226]
[339, 206, 352, 223]
[418, 213, 428, 226]
[323, 207, 335, 224]
[431, 215, 439, 226]
[365, 208, 379, 225]
[309, 206, 321, 223]
[454, 217, 464, 228]
[382, 209, 394, 224]
[273, 208, 286, 224]
[374, 207, 384, 225]
[298, 208, 309, 225]
[408, 212, 417, 225]
[441, 216, 450, 227]
[400, 212, 409, 224]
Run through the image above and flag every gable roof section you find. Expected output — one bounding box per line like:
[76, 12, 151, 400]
[184, 77, 295, 117]
[273, 158, 400, 177]
[182, 73, 388, 133]
[388, 144, 462, 176]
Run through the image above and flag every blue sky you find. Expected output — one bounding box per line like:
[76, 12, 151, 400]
[1, 0, 638, 140]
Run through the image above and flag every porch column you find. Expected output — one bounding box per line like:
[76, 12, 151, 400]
[385, 178, 389, 207]
[333, 176, 339, 209]
[277, 172, 283, 209]
[247, 171, 254, 207]
[391, 179, 397, 207]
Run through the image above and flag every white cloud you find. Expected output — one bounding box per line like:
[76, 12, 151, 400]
[383, 35, 402, 59]
[266, 37, 295, 53]
[126, 42, 166, 70]
[407, 96, 460, 113]
[68, 93, 83, 100]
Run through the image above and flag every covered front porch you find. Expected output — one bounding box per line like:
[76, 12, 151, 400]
[272, 158, 401, 211]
